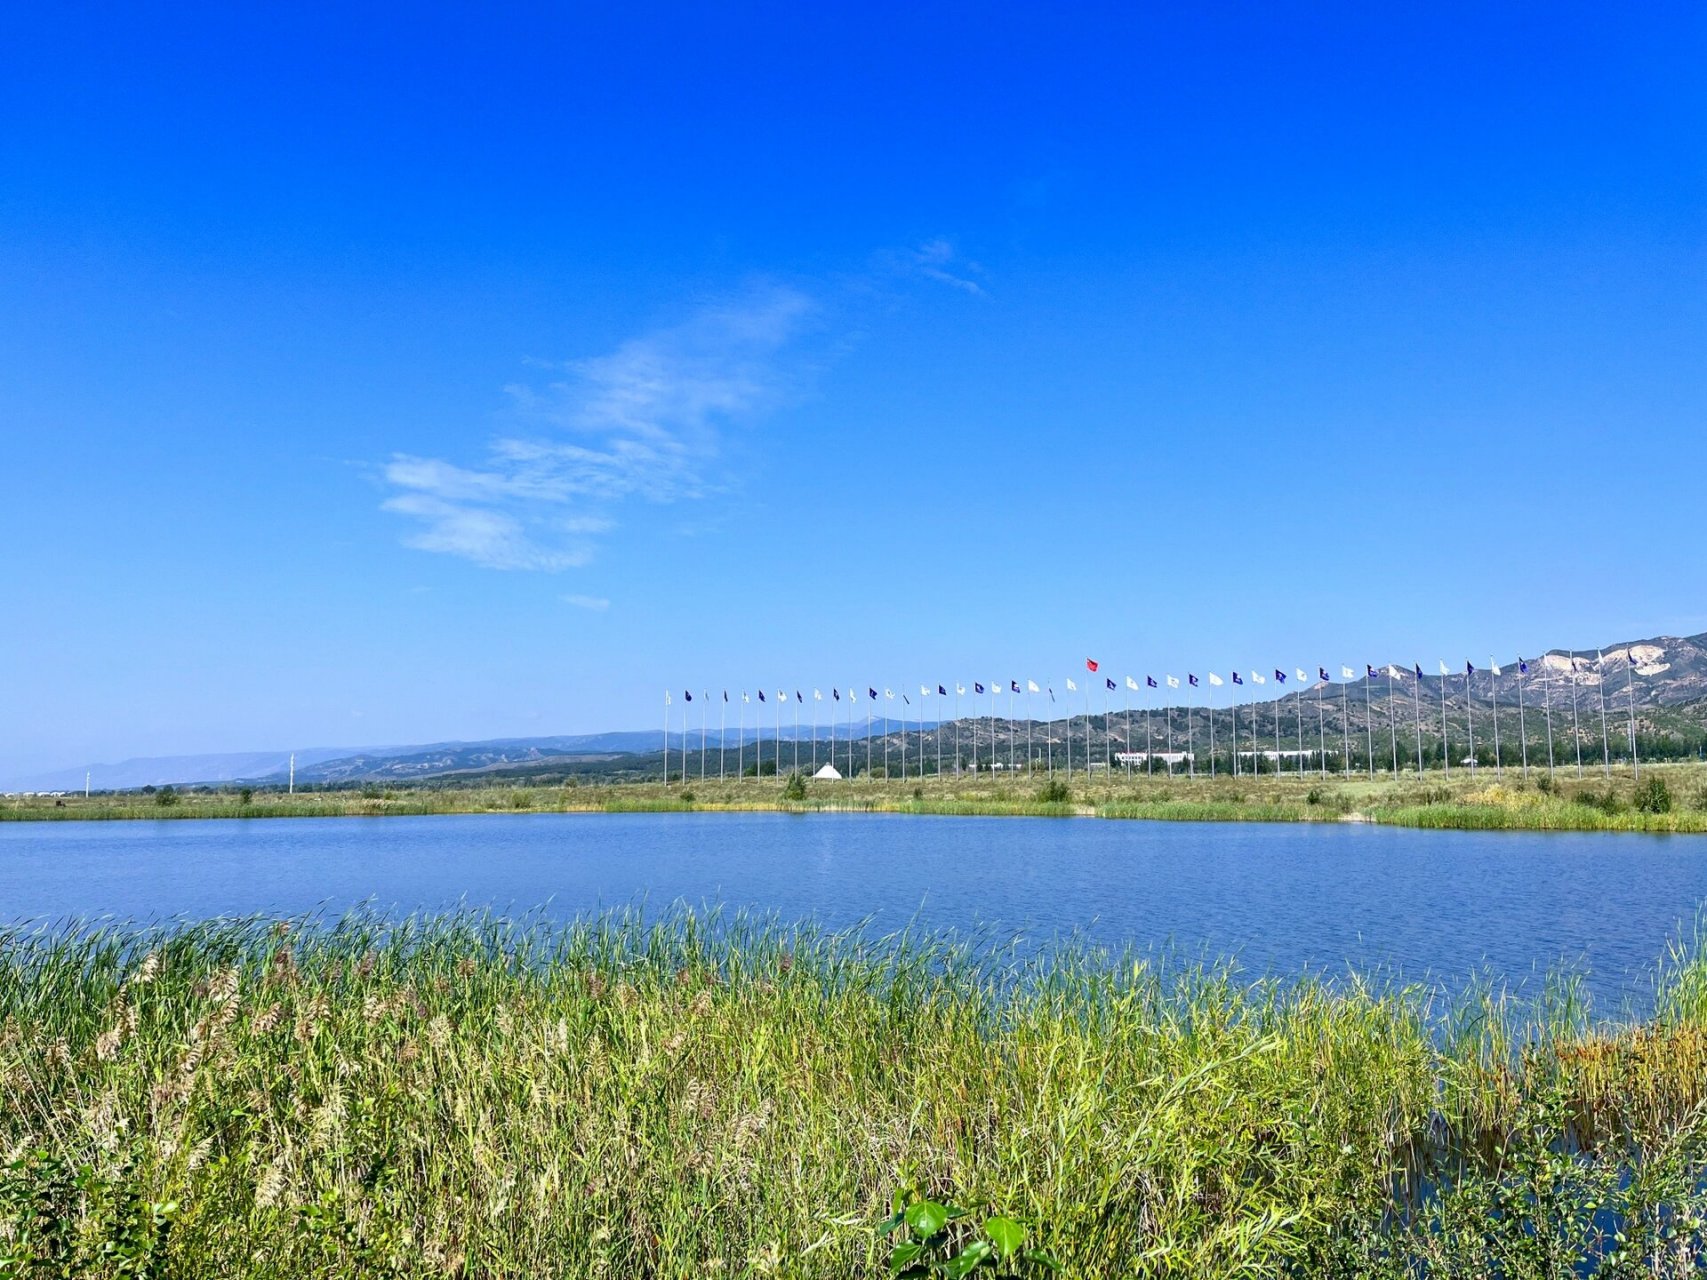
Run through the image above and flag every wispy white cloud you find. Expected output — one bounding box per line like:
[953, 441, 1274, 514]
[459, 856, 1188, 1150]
[561, 594, 611, 612]
[381, 284, 813, 572]
[909, 239, 986, 296]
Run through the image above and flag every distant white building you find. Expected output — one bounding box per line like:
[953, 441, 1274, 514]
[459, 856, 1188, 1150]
[812, 763, 843, 780]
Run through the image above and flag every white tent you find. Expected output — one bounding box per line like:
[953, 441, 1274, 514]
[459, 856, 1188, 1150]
[812, 763, 843, 780]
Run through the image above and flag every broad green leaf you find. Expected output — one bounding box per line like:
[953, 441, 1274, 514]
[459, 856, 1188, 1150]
[888, 1241, 924, 1273]
[879, 1211, 906, 1237]
[943, 1239, 992, 1278]
[904, 1199, 950, 1239]
[1023, 1247, 1064, 1272]
[984, 1216, 1025, 1257]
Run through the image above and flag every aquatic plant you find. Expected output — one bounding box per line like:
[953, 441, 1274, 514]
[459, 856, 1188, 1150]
[1, 909, 1705, 1275]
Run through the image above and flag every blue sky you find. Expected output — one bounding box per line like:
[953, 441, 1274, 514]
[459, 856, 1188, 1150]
[3, 3, 1704, 777]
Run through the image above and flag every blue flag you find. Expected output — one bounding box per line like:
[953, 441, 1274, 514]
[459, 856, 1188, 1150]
[1465, 661, 1474, 675]
[1629, 652, 1639, 666]
[833, 688, 840, 700]
[938, 684, 947, 696]
[796, 691, 802, 702]
[723, 691, 728, 702]
[1319, 667, 1330, 681]
[1146, 676, 1158, 688]
[974, 682, 985, 694]
[1366, 665, 1376, 679]
[684, 691, 692, 701]
[1274, 669, 1286, 683]
[903, 694, 910, 705]
[1231, 671, 1243, 685]
[1105, 677, 1116, 690]
[1414, 664, 1423, 679]
[757, 690, 765, 702]
[868, 688, 878, 700]
[1519, 659, 1528, 674]
[1011, 680, 1021, 693]
[1188, 674, 1199, 687]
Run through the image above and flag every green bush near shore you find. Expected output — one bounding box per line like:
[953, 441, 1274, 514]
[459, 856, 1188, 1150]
[4, 910, 1707, 1277]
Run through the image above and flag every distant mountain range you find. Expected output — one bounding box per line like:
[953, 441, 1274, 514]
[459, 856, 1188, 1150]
[11, 632, 1705, 791]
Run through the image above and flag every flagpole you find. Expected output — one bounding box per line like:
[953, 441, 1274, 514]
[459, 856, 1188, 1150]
[1027, 687, 1034, 773]
[1411, 667, 1423, 775]
[1064, 684, 1071, 782]
[1389, 669, 1399, 775]
[1340, 675, 1351, 776]
[793, 696, 800, 776]
[663, 692, 670, 782]
[954, 687, 962, 775]
[1083, 681, 1092, 780]
[1625, 650, 1640, 779]
[1250, 677, 1260, 773]
[1186, 684, 1195, 778]
[720, 696, 726, 781]
[1438, 666, 1450, 777]
[1540, 654, 1555, 781]
[1516, 661, 1529, 779]
[1208, 680, 1217, 777]
[701, 695, 708, 782]
[1318, 677, 1327, 776]
[1297, 680, 1306, 778]
[1124, 687, 1132, 779]
[1466, 665, 1477, 776]
[1595, 650, 1611, 777]
[1490, 661, 1502, 778]
[1146, 686, 1154, 777]
[738, 695, 746, 779]
[1364, 670, 1375, 778]
[777, 693, 783, 779]
[1568, 655, 1583, 777]
[1230, 683, 1238, 777]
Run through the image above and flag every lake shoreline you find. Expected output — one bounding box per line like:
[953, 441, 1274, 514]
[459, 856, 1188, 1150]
[6, 764, 1706, 833]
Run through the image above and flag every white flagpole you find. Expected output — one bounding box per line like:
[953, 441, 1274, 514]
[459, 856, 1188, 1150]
[1026, 686, 1034, 773]
[1318, 677, 1327, 776]
[1465, 665, 1476, 775]
[1438, 665, 1450, 777]
[1146, 684, 1155, 777]
[1411, 666, 1424, 775]
[1625, 650, 1640, 778]
[1516, 661, 1529, 778]
[663, 692, 671, 782]
[701, 694, 708, 782]
[1124, 684, 1133, 779]
[1389, 669, 1399, 775]
[793, 695, 800, 776]
[1363, 669, 1375, 778]
[1208, 679, 1217, 777]
[1083, 680, 1092, 778]
[811, 692, 818, 773]
[1185, 683, 1195, 777]
[1595, 650, 1612, 777]
[1297, 678, 1307, 777]
[1164, 683, 1173, 771]
[1568, 655, 1583, 777]
[1540, 655, 1556, 781]
[954, 686, 962, 775]
[1340, 674, 1352, 776]
[720, 695, 727, 780]
[777, 693, 784, 778]
[1489, 662, 1502, 778]
[1230, 683, 1238, 776]
[1064, 684, 1072, 782]
[738, 694, 746, 779]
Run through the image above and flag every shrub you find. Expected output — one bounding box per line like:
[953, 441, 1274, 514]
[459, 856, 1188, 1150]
[781, 772, 807, 801]
[1635, 775, 1673, 814]
[1035, 778, 1070, 804]
[238, 787, 253, 805]
[154, 786, 177, 808]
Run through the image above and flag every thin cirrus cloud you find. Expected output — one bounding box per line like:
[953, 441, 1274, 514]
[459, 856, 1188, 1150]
[380, 284, 815, 572]
[562, 594, 611, 612]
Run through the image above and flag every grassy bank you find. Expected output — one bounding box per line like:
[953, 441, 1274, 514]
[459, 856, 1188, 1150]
[3, 910, 1707, 1276]
[8, 763, 1707, 833]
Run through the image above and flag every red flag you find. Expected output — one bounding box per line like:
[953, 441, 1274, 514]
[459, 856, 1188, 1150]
[1085, 658, 1099, 672]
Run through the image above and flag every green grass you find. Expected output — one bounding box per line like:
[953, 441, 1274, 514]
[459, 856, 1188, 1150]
[5, 909, 1707, 1276]
[8, 762, 1707, 833]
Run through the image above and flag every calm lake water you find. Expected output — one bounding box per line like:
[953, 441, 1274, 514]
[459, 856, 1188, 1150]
[2, 813, 1703, 1012]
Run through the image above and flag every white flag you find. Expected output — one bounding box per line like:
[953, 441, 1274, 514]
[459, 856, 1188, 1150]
[921, 684, 930, 696]
[1028, 680, 1040, 693]
[1067, 678, 1078, 692]
[884, 688, 894, 700]
[813, 689, 822, 701]
[1490, 662, 1501, 676]
[1439, 660, 1450, 676]
[1341, 666, 1355, 679]
[665, 691, 672, 705]
[1209, 672, 1224, 686]
[1125, 676, 1139, 691]
[1296, 668, 1308, 682]
[956, 683, 965, 695]
[1252, 671, 1266, 684]
[1388, 665, 1403, 679]
[742, 692, 750, 703]
[1166, 675, 1180, 689]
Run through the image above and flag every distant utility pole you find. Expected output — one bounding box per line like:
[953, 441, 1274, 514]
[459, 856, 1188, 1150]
[85, 771, 90, 798]
[289, 753, 296, 795]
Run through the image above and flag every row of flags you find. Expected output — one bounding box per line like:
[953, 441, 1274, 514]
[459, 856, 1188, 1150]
[665, 651, 1641, 707]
